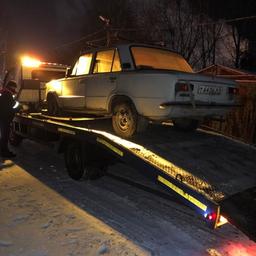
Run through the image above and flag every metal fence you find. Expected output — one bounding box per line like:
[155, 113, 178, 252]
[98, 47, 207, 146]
[203, 83, 256, 145]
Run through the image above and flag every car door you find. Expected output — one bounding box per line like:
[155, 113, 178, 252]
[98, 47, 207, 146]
[81, 49, 121, 111]
[61, 53, 93, 109]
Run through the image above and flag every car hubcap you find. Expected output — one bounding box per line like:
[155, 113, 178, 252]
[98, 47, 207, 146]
[117, 108, 131, 131]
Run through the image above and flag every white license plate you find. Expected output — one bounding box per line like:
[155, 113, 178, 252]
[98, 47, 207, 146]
[198, 85, 222, 95]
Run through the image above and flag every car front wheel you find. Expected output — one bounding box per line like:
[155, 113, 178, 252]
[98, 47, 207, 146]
[112, 101, 138, 138]
[47, 95, 60, 116]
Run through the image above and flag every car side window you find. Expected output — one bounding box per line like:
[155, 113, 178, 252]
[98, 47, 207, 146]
[93, 49, 121, 73]
[112, 50, 121, 72]
[72, 53, 93, 76]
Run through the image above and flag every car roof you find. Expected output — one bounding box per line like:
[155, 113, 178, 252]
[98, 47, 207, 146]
[81, 43, 179, 55]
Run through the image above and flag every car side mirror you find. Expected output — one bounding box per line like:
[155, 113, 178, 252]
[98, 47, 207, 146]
[65, 67, 72, 77]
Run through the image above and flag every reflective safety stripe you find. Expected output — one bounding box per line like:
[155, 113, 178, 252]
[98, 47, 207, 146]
[158, 175, 207, 212]
[57, 127, 76, 135]
[97, 137, 123, 156]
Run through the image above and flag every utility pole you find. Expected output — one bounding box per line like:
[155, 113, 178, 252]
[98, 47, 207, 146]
[99, 15, 111, 46]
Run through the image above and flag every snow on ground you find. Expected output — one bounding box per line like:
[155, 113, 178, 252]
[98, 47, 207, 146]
[0, 138, 256, 256]
[0, 161, 149, 256]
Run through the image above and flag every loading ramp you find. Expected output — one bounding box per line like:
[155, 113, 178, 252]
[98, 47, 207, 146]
[11, 113, 256, 241]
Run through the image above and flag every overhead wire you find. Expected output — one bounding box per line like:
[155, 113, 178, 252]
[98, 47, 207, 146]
[198, 15, 256, 26]
[53, 15, 256, 50]
[55, 28, 105, 50]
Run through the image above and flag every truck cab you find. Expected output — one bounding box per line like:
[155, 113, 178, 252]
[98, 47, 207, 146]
[2, 56, 67, 110]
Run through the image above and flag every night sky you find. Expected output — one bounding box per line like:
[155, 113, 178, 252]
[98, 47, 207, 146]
[2, 1, 56, 56]
[1, 0, 92, 63]
[1, 0, 256, 66]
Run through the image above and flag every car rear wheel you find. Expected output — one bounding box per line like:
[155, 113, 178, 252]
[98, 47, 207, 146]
[173, 119, 199, 131]
[112, 101, 138, 138]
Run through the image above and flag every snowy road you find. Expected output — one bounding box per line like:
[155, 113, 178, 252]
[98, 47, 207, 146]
[1, 128, 256, 255]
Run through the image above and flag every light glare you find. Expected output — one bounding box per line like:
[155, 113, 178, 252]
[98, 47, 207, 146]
[48, 80, 62, 93]
[21, 56, 41, 67]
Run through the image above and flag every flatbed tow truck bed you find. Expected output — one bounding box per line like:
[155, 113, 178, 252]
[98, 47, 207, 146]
[12, 112, 256, 242]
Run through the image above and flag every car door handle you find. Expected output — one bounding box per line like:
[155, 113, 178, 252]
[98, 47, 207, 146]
[109, 76, 117, 82]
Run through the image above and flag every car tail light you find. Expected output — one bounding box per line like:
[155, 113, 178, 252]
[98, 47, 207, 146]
[177, 83, 189, 92]
[228, 87, 239, 95]
[175, 83, 194, 93]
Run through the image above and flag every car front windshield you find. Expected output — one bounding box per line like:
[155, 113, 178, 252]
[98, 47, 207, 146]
[131, 46, 193, 73]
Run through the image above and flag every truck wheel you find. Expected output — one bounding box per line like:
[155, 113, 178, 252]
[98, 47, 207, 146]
[64, 142, 103, 180]
[173, 119, 199, 131]
[47, 95, 60, 116]
[112, 101, 137, 138]
[9, 124, 23, 146]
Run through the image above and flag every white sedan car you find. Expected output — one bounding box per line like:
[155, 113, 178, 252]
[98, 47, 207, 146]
[45, 44, 238, 138]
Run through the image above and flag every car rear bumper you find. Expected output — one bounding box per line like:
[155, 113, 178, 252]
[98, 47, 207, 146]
[159, 101, 240, 108]
[147, 101, 240, 121]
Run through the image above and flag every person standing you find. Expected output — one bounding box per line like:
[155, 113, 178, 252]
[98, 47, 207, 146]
[0, 80, 18, 158]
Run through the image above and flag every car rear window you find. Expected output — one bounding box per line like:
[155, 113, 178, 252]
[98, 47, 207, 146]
[31, 70, 66, 82]
[131, 47, 193, 73]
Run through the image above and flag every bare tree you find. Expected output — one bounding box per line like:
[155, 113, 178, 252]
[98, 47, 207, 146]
[133, 0, 224, 69]
[232, 25, 243, 68]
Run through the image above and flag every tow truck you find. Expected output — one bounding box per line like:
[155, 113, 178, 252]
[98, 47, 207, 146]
[10, 110, 256, 242]
[2, 56, 67, 110]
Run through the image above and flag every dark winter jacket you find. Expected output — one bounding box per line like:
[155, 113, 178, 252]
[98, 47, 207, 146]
[0, 87, 16, 120]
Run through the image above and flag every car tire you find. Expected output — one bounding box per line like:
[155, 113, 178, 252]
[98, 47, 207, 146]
[47, 95, 61, 116]
[173, 119, 199, 131]
[112, 101, 138, 138]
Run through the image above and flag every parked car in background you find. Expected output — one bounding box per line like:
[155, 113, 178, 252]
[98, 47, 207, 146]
[45, 44, 238, 138]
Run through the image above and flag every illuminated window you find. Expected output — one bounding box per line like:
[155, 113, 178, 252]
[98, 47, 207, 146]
[93, 49, 121, 73]
[112, 51, 121, 72]
[131, 47, 193, 73]
[72, 53, 93, 76]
